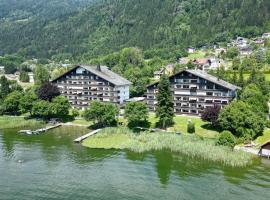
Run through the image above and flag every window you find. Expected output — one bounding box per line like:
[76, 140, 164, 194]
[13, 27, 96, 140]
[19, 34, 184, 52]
[207, 85, 214, 90]
[199, 98, 205, 102]
[183, 79, 189, 83]
[183, 85, 190, 89]
[206, 92, 213, 96]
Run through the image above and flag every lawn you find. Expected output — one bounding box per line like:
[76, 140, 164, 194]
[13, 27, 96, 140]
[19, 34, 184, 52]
[255, 129, 270, 145]
[187, 51, 207, 59]
[149, 113, 219, 138]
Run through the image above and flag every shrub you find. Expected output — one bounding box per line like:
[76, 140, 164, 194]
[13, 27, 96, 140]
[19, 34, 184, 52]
[71, 109, 80, 118]
[216, 131, 236, 148]
[187, 120, 195, 134]
[124, 102, 148, 128]
[201, 104, 221, 127]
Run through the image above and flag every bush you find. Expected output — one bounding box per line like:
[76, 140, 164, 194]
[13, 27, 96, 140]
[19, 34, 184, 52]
[187, 120, 195, 134]
[216, 131, 236, 148]
[71, 109, 80, 118]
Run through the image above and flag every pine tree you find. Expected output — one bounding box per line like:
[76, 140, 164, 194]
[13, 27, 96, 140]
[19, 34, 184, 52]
[238, 67, 244, 88]
[156, 75, 174, 129]
[248, 67, 257, 84]
[232, 70, 238, 85]
[0, 76, 11, 99]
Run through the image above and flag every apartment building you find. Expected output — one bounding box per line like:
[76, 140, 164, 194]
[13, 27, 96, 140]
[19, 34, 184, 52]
[145, 70, 239, 115]
[52, 65, 131, 109]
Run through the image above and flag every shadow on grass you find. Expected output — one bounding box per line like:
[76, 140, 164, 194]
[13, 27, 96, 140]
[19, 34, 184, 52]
[201, 124, 221, 133]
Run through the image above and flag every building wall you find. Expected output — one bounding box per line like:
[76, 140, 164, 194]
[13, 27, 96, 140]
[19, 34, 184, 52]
[145, 71, 236, 115]
[53, 67, 129, 109]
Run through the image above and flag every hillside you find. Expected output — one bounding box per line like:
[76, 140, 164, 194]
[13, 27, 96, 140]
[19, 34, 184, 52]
[0, 0, 269, 60]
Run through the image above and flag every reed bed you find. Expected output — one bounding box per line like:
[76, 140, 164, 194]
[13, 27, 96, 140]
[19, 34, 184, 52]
[0, 116, 43, 129]
[83, 127, 255, 167]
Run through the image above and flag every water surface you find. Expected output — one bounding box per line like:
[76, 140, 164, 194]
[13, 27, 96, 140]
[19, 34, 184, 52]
[0, 127, 270, 200]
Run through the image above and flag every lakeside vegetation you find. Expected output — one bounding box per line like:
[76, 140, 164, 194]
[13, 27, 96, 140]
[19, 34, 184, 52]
[82, 127, 254, 167]
[0, 116, 44, 129]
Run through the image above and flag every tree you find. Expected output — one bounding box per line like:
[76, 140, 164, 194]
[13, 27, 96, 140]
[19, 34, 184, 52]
[124, 102, 149, 128]
[156, 75, 174, 128]
[216, 131, 236, 149]
[34, 65, 50, 85]
[238, 67, 245, 88]
[31, 100, 52, 119]
[1, 91, 22, 115]
[19, 90, 38, 114]
[37, 82, 60, 102]
[219, 101, 265, 139]
[83, 101, 119, 127]
[240, 84, 268, 115]
[224, 47, 239, 59]
[120, 47, 144, 69]
[19, 72, 30, 82]
[187, 120, 195, 134]
[201, 104, 221, 127]
[0, 76, 11, 99]
[50, 96, 71, 117]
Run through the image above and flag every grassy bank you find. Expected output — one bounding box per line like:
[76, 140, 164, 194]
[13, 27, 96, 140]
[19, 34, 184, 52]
[0, 116, 44, 129]
[82, 127, 254, 167]
[149, 114, 219, 138]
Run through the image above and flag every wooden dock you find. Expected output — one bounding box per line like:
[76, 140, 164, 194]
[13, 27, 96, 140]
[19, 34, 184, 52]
[19, 124, 62, 135]
[74, 129, 102, 143]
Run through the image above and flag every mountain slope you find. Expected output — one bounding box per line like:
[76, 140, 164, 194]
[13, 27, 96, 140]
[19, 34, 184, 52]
[0, 0, 269, 59]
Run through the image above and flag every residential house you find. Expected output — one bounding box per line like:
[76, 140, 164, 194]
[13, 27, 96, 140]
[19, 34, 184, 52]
[193, 58, 211, 71]
[145, 69, 239, 115]
[262, 33, 270, 39]
[52, 65, 132, 109]
[187, 47, 196, 54]
[154, 64, 174, 80]
[0, 66, 5, 74]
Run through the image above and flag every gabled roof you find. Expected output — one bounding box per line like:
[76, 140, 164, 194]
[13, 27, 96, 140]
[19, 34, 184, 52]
[52, 65, 132, 86]
[260, 140, 270, 148]
[147, 69, 240, 91]
[186, 70, 240, 90]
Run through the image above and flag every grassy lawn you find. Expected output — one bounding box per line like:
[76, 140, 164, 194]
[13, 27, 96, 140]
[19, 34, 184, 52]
[187, 51, 206, 59]
[255, 129, 270, 145]
[149, 113, 219, 138]
[82, 127, 254, 167]
[70, 118, 91, 126]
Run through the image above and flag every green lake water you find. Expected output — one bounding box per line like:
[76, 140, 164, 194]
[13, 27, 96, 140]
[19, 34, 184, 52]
[0, 126, 270, 200]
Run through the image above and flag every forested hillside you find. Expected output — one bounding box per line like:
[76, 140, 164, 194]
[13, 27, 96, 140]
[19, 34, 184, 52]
[0, 0, 269, 60]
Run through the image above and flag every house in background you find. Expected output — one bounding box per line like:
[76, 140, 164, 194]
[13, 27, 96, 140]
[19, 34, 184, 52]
[145, 69, 239, 115]
[154, 64, 174, 79]
[262, 33, 270, 39]
[0, 66, 5, 74]
[193, 58, 211, 71]
[187, 47, 196, 54]
[52, 65, 131, 109]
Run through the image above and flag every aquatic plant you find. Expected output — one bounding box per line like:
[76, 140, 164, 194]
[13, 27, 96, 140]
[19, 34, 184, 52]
[0, 116, 44, 129]
[83, 127, 255, 167]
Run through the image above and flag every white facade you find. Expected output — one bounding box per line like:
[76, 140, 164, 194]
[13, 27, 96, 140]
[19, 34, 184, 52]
[115, 85, 130, 104]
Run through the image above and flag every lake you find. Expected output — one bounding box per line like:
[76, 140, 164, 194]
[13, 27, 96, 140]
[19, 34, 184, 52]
[0, 127, 270, 200]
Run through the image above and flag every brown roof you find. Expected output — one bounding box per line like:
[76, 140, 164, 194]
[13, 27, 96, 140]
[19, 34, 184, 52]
[193, 58, 210, 65]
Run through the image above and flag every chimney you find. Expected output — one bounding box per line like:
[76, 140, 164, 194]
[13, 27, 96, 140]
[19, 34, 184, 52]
[97, 64, 101, 71]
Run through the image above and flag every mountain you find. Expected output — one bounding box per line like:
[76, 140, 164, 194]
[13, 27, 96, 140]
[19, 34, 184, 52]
[0, 0, 269, 60]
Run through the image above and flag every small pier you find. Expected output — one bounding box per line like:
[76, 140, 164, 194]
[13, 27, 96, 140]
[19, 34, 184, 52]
[74, 129, 102, 143]
[19, 124, 62, 135]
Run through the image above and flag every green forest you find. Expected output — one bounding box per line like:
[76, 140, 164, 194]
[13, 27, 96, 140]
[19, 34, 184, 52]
[0, 0, 269, 60]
